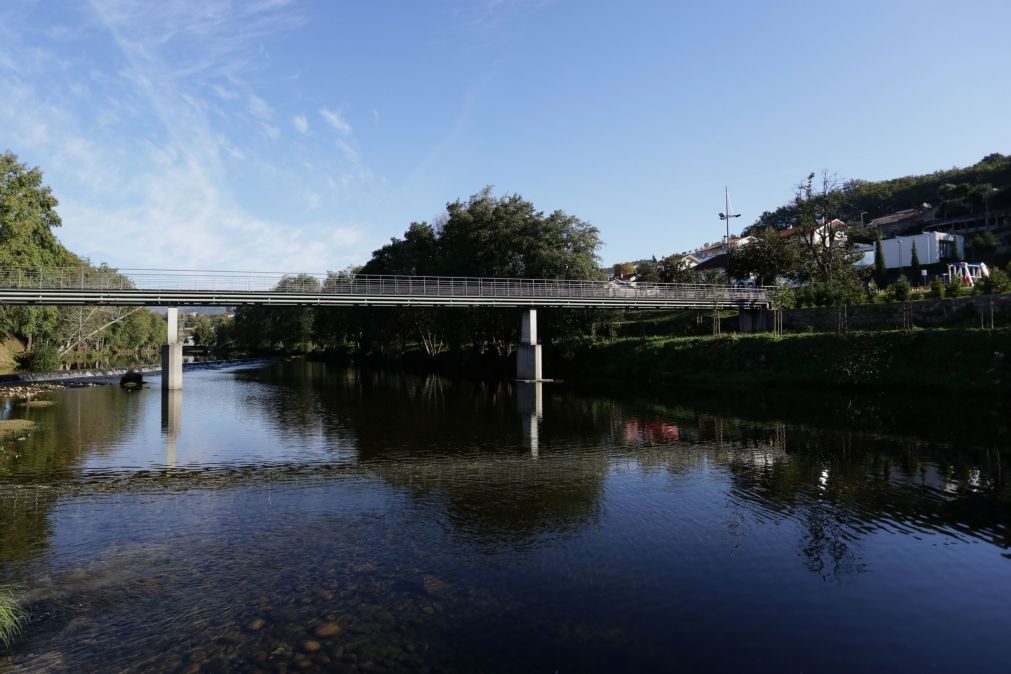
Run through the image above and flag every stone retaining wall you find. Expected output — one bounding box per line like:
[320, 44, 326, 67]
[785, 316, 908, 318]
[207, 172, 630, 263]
[780, 294, 1011, 333]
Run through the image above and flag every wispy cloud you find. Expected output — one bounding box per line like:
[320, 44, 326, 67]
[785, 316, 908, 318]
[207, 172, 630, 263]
[248, 93, 273, 120]
[319, 107, 352, 135]
[0, 0, 375, 271]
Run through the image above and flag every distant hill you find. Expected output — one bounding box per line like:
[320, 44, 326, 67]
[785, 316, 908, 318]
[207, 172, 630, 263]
[746, 152, 1011, 234]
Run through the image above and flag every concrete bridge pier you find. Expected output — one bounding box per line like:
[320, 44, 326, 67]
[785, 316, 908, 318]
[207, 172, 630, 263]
[161, 307, 183, 391]
[739, 308, 770, 333]
[516, 309, 543, 382]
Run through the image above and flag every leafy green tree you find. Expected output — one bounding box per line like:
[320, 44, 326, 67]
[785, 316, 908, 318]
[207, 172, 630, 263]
[360, 222, 438, 275]
[656, 254, 700, 283]
[0, 152, 73, 267]
[192, 315, 216, 346]
[967, 232, 998, 261]
[634, 258, 661, 282]
[727, 226, 798, 285]
[18, 343, 60, 372]
[0, 152, 78, 351]
[436, 187, 602, 279]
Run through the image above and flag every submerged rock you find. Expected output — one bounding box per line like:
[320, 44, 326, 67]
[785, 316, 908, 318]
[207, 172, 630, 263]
[313, 622, 342, 638]
[119, 370, 144, 388]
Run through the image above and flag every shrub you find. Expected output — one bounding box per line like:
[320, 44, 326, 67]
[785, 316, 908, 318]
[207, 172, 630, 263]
[945, 280, 963, 298]
[795, 285, 816, 308]
[889, 275, 911, 302]
[864, 279, 879, 304]
[929, 276, 945, 300]
[0, 586, 25, 651]
[17, 343, 61, 373]
[978, 268, 1011, 295]
[772, 284, 796, 310]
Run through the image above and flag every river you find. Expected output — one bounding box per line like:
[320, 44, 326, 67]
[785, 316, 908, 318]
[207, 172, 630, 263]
[1, 360, 1009, 673]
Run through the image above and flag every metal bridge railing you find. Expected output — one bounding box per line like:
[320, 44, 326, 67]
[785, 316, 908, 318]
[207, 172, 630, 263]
[0, 267, 772, 305]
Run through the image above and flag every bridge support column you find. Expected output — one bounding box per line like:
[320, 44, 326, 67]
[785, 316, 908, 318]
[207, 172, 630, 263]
[739, 308, 770, 333]
[161, 307, 183, 391]
[516, 309, 543, 382]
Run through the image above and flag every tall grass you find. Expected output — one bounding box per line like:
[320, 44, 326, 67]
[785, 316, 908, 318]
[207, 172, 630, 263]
[0, 585, 26, 651]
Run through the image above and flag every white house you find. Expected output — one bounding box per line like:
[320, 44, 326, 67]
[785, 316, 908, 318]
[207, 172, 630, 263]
[856, 232, 964, 270]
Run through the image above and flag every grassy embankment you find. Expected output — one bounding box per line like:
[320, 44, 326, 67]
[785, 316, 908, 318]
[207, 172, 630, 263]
[550, 317, 1011, 394]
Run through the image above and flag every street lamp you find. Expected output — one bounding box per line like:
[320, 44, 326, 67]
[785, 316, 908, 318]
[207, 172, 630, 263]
[719, 187, 741, 248]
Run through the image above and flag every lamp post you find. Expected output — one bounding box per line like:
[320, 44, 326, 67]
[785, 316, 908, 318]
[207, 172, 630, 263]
[719, 186, 741, 285]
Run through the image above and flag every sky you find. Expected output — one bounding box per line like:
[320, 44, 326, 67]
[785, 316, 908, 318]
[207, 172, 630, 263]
[2, 0, 1010, 272]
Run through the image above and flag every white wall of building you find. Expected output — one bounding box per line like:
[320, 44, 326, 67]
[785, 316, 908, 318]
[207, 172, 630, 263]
[857, 232, 964, 269]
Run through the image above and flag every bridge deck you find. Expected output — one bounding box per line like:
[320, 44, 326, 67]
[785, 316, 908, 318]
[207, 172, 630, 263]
[0, 268, 772, 309]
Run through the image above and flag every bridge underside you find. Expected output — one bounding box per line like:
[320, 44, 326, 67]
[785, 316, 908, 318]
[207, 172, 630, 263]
[0, 289, 769, 310]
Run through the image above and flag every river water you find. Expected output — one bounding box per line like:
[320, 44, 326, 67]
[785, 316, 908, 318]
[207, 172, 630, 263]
[0, 361, 1009, 673]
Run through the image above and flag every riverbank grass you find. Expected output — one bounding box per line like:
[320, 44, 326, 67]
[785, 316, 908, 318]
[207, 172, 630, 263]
[553, 328, 1011, 393]
[0, 586, 26, 650]
[0, 419, 35, 439]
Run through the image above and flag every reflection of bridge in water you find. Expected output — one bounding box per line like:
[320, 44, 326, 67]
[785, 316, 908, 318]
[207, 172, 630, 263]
[0, 266, 774, 385]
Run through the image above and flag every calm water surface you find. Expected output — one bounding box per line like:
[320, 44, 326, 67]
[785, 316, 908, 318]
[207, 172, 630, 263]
[1, 361, 1009, 673]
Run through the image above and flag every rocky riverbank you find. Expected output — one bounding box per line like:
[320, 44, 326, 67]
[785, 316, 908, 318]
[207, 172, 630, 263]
[0, 358, 273, 394]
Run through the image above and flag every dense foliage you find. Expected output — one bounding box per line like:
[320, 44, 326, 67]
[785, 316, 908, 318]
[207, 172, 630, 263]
[0, 152, 165, 369]
[227, 189, 609, 361]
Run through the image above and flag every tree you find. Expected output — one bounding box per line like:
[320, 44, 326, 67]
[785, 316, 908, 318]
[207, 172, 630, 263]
[655, 254, 700, 283]
[360, 222, 438, 276]
[0, 152, 78, 350]
[967, 232, 998, 261]
[977, 268, 1011, 295]
[873, 234, 887, 287]
[889, 274, 911, 302]
[726, 226, 798, 285]
[0, 152, 71, 267]
[634, 258, 661, 282]
[436, 187, 602, 280]
[792, 172, 866, 286]
[192, 315, 216, 346]
[612, 262, 635, 278]
[910, 240, 921, 282]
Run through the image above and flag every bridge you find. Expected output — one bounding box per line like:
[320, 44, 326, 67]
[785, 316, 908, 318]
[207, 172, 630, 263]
[0, 266, 774, 385]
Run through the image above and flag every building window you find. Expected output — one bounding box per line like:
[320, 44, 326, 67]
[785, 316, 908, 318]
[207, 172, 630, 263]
[939, 240, 956, 260]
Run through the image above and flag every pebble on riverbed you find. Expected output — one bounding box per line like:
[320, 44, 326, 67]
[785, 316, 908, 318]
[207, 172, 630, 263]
[313, 622, 342, 638]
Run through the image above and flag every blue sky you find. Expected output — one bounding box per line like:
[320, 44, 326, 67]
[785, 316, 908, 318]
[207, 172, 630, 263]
[2, 0, 1009, 272]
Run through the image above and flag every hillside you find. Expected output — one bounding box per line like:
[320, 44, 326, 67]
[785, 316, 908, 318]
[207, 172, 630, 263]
[747, 152, 1011, 234]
